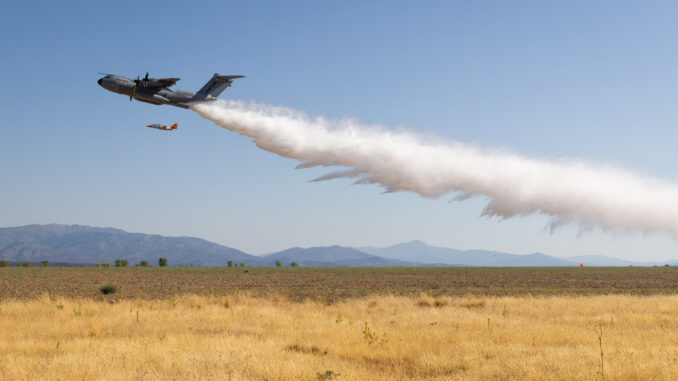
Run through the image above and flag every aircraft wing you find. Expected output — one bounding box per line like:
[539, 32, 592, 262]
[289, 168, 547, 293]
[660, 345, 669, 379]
[143, 77, 181, 89]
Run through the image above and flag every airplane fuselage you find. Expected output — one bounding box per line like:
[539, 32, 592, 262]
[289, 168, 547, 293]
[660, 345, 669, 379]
[97, 75, 216, 109]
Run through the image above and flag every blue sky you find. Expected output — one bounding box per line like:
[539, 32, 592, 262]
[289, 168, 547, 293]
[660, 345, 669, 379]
[2, 1, 678, 260]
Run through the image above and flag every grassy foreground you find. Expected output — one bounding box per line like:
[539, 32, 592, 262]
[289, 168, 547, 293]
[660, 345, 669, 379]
[2, 294, 678, 380]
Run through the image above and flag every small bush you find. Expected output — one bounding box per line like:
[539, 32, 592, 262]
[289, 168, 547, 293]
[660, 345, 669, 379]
[287, 344, 322, 355]
[290, 261, 299, 267]
[41, 260, 49, 267]
[461, 300, 486, 309]
[0, 260, 9, 267]
[158, 257, 168, 267]
[240, 262, 245, 267]
[115, 259, 122, 267]
[96, 263, 103, 268]
[227, 261, 233, 267]
[275, 260, 282, 267]
[139, 260, 149, 267]
[121, 259, 129, 267]
[316, 370, 340, 380]
[99, 284, 117, 295]
[18, 262, 33, 267]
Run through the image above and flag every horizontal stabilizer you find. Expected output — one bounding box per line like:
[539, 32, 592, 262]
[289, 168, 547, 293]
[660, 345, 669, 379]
[196, 73, 245, 98]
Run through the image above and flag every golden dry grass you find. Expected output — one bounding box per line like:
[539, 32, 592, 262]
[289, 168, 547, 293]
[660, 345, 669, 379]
[1, 293, 678, 380]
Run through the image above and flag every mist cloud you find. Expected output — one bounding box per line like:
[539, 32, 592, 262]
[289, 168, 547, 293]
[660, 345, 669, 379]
[193, 100, 678, 236]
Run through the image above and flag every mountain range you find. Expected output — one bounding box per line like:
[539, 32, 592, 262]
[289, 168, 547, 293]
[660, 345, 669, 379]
[0, 224, 672, 267]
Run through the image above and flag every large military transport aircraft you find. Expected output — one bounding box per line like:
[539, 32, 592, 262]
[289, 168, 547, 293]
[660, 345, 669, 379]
[97, 72, 244, 109]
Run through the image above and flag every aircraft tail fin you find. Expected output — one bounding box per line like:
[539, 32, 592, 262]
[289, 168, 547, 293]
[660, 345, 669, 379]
[196, 74, 244, 98]
[170, 123, 178, 130]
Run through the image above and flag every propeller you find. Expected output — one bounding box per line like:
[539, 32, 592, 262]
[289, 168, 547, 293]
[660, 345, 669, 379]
[130, 74, 139, 102]
[143, 72, 149, 87]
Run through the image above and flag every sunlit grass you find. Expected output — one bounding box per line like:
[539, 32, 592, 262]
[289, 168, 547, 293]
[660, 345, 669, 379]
[1, 294, 677, 380]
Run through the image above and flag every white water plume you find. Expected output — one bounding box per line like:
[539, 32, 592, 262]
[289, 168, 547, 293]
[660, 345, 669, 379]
[193, 100, 678, 236]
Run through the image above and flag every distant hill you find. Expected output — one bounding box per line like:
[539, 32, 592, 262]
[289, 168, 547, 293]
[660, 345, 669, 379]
[264, 246, 418, 267]
[0, 224, 419, 267]
[0, 224, 258, 266]
[555, 255, 671, 267]
[1, 225, 669, 267]
[358, 240, 675, 267]
[359, 240, 577, 267]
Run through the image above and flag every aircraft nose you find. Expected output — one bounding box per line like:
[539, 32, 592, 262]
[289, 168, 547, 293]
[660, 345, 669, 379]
[97, 78, 103, 86]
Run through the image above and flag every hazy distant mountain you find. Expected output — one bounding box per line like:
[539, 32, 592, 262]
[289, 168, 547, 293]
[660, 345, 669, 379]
[556, 255, 670, 267]
[264, 246, 418, 267]
[0, 225, 418, 267]
[358, 240, 577, 266]
[0, 224, 259, 266]
[2, 225, 669, 267]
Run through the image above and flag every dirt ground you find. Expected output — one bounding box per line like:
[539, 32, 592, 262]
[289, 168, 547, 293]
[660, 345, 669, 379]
[2, 266, 678, 301]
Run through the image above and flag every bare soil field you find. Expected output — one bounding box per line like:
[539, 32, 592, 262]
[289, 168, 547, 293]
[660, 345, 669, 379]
[1, 266, 678, 301]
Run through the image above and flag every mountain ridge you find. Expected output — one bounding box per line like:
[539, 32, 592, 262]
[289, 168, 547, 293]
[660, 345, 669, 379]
[1, 225, 671, 267]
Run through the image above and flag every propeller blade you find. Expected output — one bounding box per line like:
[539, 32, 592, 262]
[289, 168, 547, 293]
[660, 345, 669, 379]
[144, 72, 149, 86]
[131, 75, 138, 101]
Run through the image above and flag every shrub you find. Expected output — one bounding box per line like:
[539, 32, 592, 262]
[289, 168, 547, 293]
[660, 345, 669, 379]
[115, 259, 121, 267]
[104, 263, 111, 268]
[41, 260, 49, 267]
[96, 263, 103, 268]
[0, 260, 9, 267]
[275, 260, 282, 267]
[240, 262, 245, 267]
[99, 284, 117, 294]
[316, 370, 340, 380]
[139, 260, 149, 267]
[227, 261, 233, 267]
[158, 257, 168, 267]
[121, 260, 129, 267]
[290, 261, 299, 267]
[19, 262, 33, 267]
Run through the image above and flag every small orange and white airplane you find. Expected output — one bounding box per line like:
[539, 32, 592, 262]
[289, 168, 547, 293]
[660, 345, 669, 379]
[146, 123, 178, 131]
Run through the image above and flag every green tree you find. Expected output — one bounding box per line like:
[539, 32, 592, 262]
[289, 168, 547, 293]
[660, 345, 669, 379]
[115, 259, 122, 267]
[240, 262, 245, 267]
[227, 261, 233, 267]
[121, 259, 129, 267]
[41, 260, 49, 267]
[140, 260, 149, 267]
[0, 260, 9, 267]
[290, 261, 299, 267]
[158, 257, 168, 267]
[275, 260, 282, 267]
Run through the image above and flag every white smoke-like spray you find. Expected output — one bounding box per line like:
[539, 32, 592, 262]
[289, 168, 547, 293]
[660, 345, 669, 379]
[193, 100, 678, 236]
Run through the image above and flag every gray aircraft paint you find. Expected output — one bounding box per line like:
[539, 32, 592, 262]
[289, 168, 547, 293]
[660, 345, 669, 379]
[97, 73, 244, 109]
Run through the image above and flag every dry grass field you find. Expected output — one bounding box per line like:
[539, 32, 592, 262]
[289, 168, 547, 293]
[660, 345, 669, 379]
[2, 267, 678, 380]
[2, 293, 678, 380]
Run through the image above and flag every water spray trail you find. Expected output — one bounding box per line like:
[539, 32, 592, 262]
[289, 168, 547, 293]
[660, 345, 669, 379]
[193, 100, 678, 236]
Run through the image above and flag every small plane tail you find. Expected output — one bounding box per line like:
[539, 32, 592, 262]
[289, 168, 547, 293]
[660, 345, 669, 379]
[170, 123, 178, 130]
[195, 74, 244, 98]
